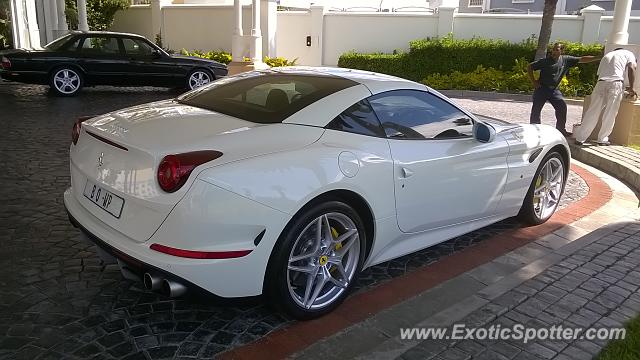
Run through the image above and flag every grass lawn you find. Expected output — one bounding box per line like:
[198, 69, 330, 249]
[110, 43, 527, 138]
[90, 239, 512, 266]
[597, 315, 640, 360]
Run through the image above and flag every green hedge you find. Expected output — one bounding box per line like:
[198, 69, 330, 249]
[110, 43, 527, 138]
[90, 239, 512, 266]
[338, 36, 603, 96]
[179, 49, 297, 67]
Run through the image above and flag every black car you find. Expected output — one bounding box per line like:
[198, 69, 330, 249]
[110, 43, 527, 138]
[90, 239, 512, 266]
[0, 31, 228, 96]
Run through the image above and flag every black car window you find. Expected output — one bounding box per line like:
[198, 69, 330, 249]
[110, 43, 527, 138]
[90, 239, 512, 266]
[177, 72, 358, 124]
[63, 37, 82, 52]
[122, 38, 154, 56]
[80, 36, 121, 55]
[326, 99, 385, 137]
[369, 90, 474, 140]
[44, 33, 75, 50]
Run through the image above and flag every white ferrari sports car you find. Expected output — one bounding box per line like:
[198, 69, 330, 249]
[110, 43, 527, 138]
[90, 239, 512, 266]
[64, 67, 569, 319]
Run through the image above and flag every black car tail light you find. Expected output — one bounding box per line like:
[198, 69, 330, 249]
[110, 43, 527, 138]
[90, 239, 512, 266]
[157, 150, 223, 193]
[1, 57, 10, 70]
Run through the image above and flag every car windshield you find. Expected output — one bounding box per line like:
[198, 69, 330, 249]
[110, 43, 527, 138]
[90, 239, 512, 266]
[45, 34, 75, 50]
[176, 71, 358, 124]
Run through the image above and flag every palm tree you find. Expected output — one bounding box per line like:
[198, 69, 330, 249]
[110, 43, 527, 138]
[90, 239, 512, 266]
[535, 0, 558, 60]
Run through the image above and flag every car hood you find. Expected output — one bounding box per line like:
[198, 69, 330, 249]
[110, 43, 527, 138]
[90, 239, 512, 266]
[475, 114, 521, 133]
[170, 54, 225, 67]
[82, 99, 324, 161]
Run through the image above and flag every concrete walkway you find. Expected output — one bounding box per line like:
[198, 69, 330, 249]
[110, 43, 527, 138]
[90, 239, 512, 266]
[288, 161, 640, 360]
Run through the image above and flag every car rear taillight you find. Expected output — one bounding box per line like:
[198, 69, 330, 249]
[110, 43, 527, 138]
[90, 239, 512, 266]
[157, 150, 223, 193]
[1, 57, 10, 70]
[71, 115, 94, 145]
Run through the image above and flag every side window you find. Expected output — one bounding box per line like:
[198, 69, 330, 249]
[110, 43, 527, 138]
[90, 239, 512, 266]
[80, 37, 121, 55]
[326, 99, 385, 137]
[369, 90, 474, 140]
[62, 37, 82, 52]
[122, 38, 155, 56]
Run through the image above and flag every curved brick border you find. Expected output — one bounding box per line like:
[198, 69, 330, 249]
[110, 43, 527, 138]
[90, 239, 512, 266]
[222, 163, 612, 360]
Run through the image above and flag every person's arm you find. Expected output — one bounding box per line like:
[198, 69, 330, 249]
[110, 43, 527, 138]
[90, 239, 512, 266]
[627, 61, 637, 98]
[528, 62, 540, 89]
[578, 55, 601, 63]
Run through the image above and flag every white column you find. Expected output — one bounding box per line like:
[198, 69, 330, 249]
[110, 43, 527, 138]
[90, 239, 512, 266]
[77, 0, 89, 31]
[608, 0, 632, 45]
[260, 0, 277, 58]
[9, 0, 20, 47]
[437, 6, 457, 38]
[56, 0, 67, 34]
[48, 0, 59, 38]
[250, 0, 262, 63]
[232, 0, 244, 62]
[580, 5, 604, 44]
[309, 4, 325, 66]
[26, 0, 42, 48]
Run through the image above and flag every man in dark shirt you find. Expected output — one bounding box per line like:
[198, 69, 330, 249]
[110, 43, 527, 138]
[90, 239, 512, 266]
[528, 43, 600, 136]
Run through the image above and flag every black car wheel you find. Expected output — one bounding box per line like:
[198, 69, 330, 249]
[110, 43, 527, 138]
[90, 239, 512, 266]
[50, 67, 83, 96]
[187, 69, 213, 90]
[266, 201, 366, 320]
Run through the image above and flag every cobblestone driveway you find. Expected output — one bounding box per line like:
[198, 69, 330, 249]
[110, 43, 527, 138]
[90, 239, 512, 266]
[0, 83, 587, 359]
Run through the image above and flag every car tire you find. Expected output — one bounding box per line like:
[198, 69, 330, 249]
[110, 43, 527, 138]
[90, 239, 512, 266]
[518, 152, 566, 225]
[266, 200, 366, 320]
[49, 67, 83, 97]
[186, 69, 213, 90]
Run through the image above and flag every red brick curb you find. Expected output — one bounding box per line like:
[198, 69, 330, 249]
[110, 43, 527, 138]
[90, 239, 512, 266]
[221, 163, 612, 360]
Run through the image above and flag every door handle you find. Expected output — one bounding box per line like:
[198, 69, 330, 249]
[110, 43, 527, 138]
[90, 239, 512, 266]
[401, 167, 414, 178]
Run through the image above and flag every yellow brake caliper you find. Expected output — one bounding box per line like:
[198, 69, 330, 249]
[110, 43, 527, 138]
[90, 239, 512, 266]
[330, 227, 341, 274]
[534, 175, 543, 205]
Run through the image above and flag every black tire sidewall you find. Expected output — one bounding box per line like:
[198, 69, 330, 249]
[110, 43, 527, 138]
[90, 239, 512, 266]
[49, 67, 83, 97]
[266, 200, 367, 320]
[519, 151, 565, 225]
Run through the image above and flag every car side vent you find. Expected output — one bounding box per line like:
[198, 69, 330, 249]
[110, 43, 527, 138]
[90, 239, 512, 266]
[254, 229, 267, 246]
[528, 148, 544, 163]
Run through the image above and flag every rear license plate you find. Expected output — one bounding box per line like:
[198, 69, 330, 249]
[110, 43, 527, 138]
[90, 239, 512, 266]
[83, 180, 124, 219]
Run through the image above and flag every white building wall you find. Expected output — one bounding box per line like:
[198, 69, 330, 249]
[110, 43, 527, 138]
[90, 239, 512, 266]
[276, 11, 313, 65]
[109, 6, 640, 66]
[323, 12, 439, 66]
[110, 5, 154, 41]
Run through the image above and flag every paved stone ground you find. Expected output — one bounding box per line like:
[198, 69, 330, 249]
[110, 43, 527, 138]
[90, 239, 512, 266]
[0, 82, 588, 359]
[398, 222, 640, 360]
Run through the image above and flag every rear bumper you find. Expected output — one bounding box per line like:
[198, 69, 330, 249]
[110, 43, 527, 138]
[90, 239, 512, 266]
[63, 182, 287, 298]
[0, 70, 48, 84]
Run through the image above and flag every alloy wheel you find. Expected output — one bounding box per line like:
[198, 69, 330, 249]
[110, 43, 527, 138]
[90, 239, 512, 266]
[188, 71, 211, 90]
[53, 69, 80, 95]
[532, 157, 564, 220]
[286, 212, 360, 310]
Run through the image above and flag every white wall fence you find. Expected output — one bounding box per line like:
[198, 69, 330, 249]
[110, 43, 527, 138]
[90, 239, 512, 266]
[111, 5, 640, 66]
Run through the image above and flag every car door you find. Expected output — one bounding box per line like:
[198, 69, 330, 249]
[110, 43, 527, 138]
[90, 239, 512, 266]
[77, 35, 129, 85]
[120, 37, 179, 87]
[368, 89, 510, 234]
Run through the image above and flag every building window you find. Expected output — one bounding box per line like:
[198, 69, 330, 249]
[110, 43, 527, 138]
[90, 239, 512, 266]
[468, 0, 483, 6]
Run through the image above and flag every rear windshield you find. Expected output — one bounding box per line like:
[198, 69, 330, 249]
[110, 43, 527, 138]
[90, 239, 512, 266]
[45, 34, 76, 51]
[176, 71, 358, 124]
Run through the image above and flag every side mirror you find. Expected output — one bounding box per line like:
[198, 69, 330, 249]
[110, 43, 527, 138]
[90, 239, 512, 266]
[152, 49, 162, 58]
[473, 122, 496, 143]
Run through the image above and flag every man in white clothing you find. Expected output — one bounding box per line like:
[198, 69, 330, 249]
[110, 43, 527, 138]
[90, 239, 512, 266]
[575, 48, 637, 146]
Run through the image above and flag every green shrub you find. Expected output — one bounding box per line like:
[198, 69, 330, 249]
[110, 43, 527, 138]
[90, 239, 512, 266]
[180, 49, 296, 67]
[339, 35, 602, 96]
[423, 57, 592, 97]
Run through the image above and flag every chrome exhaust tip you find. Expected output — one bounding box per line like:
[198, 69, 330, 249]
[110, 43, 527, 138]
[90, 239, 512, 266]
[161, 279, 187, 298]
[143, 272, 162, 291]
